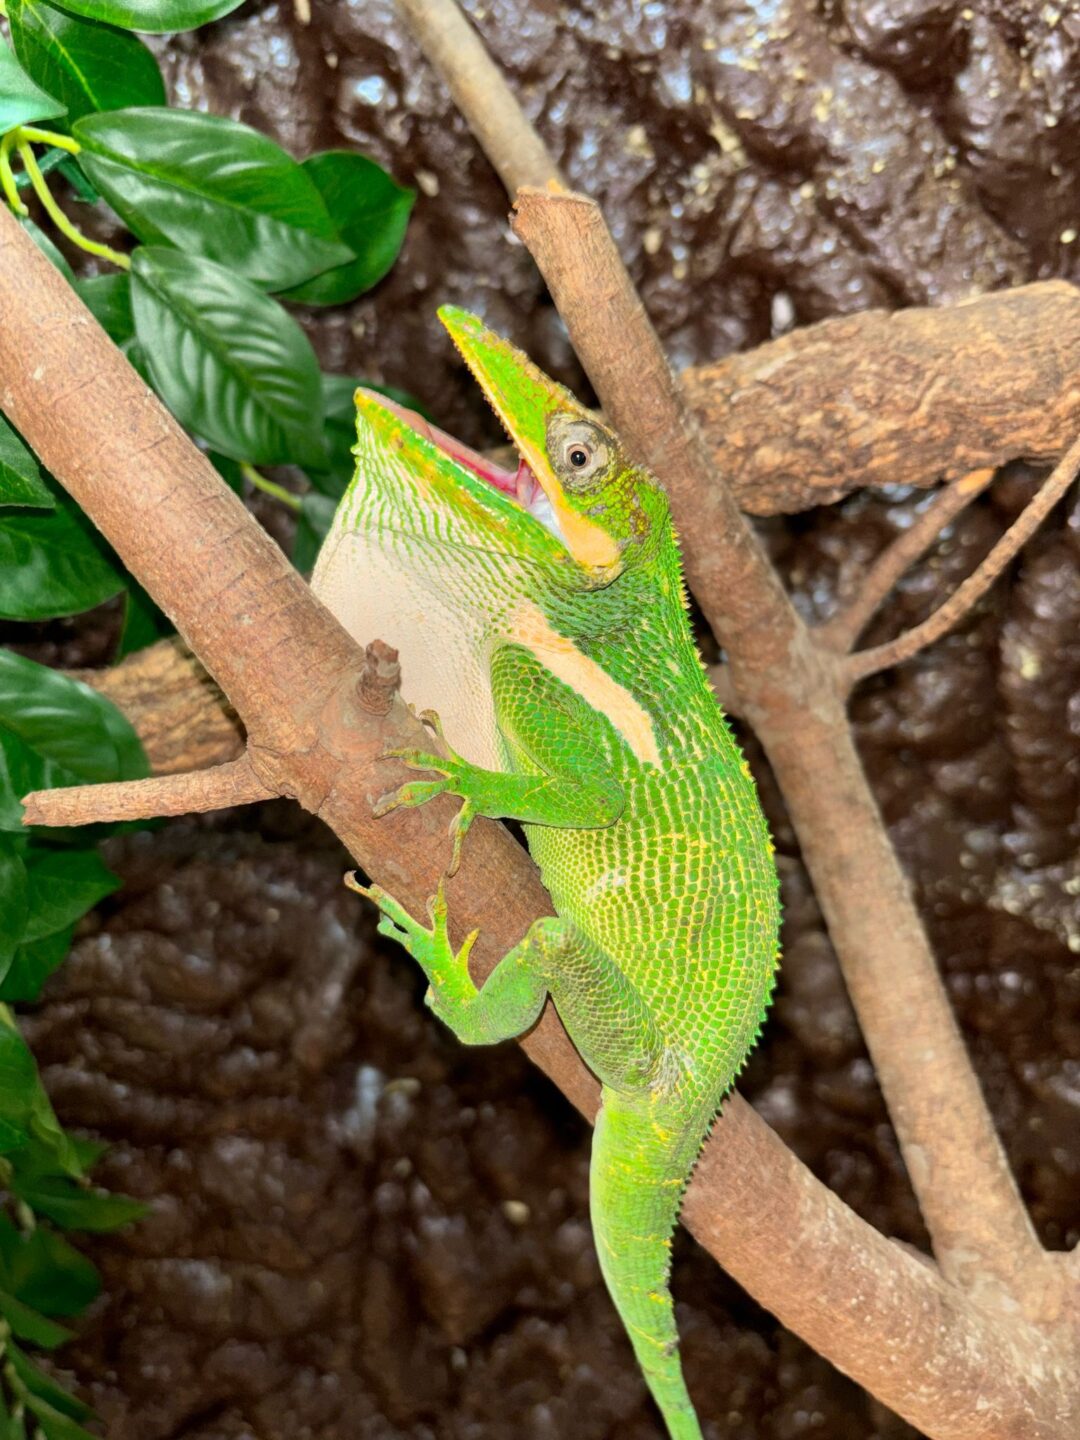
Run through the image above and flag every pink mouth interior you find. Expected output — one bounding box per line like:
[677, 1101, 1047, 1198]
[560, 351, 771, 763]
[362, 388, 547, 513]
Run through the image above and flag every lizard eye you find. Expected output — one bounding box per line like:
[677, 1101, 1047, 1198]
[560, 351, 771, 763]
[547, 415, 612, 489]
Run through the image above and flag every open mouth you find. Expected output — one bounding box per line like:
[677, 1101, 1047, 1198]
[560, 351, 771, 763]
[361, 389, 561, 541]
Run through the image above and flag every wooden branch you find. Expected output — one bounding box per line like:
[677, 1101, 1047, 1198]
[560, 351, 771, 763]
[510, 185, 1045, 1297]
[21, 755, 272, 827]
[2, 196, 1075, 1439]
[74, 638, 244, 775]
[847, 440, 1080, 684]
[396, 0, 565, 193]
[822, 467, 996, 653]
[681, 282, 1080, 514]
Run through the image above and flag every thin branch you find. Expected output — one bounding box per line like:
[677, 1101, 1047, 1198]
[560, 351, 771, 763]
[21, 755, 272, 828]
[1, 201, 1074, 1440]
[402, 0, 1049, 1302]
[396, 0, 564, 193]
[848, 440, 1080, 684]
[821, 467, 996, 653]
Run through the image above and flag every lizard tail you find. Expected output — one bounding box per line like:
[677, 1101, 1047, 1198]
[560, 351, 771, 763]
[590, 1087, 708, 1440]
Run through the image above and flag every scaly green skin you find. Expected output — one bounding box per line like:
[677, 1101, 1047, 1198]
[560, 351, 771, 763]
[314, 308, 781, 1440]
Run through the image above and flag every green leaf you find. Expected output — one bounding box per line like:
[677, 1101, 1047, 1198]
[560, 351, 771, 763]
[130, 246, 325, 466]
[0, 924, 75, 1003]
[291, 492, 337, 574]
[0, 416, 53, 510]
[282, 151, 415, 307]
[7, 1339, 94, 1421]
[0, 648, 148, 833]
[10, 1174, 146, 1232]
[0, 836, 29, 976]
[8, 0, 165, 127]
[0, 493, 124, 620]
[0, 1213, 100, 1316]
[22, 1393, 99, 1440]
[74, 108, 352, 289]
[75, 271, 132, 341]
[0, 1392, 25, 1440]
[22, 848, 118, 943]
[0, 1288, 72, 1347]
[46, 0, 246, 33]
[0, 35, 65, 132]
[17, 215, 76, 284]
[0, 1022, 40, 1155]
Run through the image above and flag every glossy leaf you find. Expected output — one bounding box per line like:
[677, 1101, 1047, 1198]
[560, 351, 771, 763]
[22, 847, 118, 942]
[0, 924, 75, 1003]
[10, 1173, 146, 1232]
[0, 648, 148, 832]
[74, 108, 352, 289]
[18, 215, 76, 284]
[8, 0, 165, 126]
[46, 0, 246, 33]
[0, 1212, 100, 1316]
[0, 494, 124, 619]
[0, 415, 53, 509]
[6, 1340, 94, 1421]
[0, 836, 29, 974]
[0, 1022, 39, 1154]
[282, 150, 414, 306]
[0, 35, 65, 132]
[130, 246, 325, 465]
[76, 271, 132, 341]
[0, 1288, 72, 1347]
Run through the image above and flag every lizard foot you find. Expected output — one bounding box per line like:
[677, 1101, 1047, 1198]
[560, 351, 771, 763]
[373, 739, 479, 873]
[345, 875, 479, 996]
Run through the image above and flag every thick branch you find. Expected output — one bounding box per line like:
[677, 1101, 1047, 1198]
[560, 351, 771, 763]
[1, 198, 1073, 1439]
[821, 468, 996, 653]
[681, 282, 1080, 514]
[848, 441, 1080, 683]
[21, 755, 271, 827]
[74, 638, 244, 774]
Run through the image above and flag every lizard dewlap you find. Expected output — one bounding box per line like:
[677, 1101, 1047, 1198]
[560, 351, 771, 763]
[312, 307, 781, 1440]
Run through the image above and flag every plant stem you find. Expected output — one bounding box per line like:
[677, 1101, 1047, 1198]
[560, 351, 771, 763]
[16, 139, 129, 269]
[18, 125, 80, 156]
[0, 132, 28, 217]
[240, 461, 302, 511]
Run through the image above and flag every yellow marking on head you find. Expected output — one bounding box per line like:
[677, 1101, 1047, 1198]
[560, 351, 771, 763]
[549, 497, 621, 569]
[509, 602, 662, 766]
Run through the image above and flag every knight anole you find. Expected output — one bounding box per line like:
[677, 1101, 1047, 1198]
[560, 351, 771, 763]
[312, 307, 781, 1440]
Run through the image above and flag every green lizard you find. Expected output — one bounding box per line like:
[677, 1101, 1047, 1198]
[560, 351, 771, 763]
[312, 307, 781, 1440]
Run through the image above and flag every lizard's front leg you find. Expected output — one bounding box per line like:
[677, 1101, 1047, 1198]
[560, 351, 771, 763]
[374, 644, 626, 872]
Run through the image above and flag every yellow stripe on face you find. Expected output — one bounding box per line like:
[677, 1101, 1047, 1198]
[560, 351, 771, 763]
[509, 602, 661, 766]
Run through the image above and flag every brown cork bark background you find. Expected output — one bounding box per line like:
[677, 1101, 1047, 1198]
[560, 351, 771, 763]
[2, 2, 1079, 1438]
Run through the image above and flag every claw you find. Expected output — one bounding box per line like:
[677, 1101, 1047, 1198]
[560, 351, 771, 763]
[446, 799, 477, 877]
[417, 708, 445, 739]
[344, 871, 376, 901]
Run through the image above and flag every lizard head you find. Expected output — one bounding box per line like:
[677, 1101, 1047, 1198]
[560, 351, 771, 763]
[349, 309, 666, 591]
[438, 305, 665, 585]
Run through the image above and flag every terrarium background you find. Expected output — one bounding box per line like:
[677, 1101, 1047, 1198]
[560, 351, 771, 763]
[9, 2, 1080, 1437]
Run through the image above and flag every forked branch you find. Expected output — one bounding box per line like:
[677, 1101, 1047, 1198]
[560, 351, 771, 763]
[846, 442, 1080, 683]
[821, 467, 996, 653]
